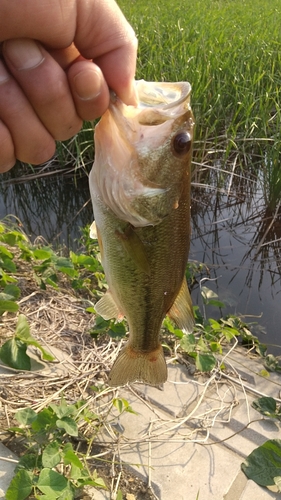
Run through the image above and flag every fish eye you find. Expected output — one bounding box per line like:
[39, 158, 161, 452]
[173, 132, 192, 155]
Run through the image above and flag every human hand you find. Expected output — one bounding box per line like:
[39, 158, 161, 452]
[0, 0, 137, 171]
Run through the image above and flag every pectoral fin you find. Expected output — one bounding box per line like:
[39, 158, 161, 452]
[168, 278, 194, 333]
[115, 225, 150, 275]
[95, 290, 123, 320]
[90, 221, 98, 239]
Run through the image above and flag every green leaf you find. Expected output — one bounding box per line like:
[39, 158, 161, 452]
[85, 306, 95, 313]
[70, 252, 99, 271]
[69, 464, 83, 480]
[33, 249, 53, 260]
[0, 245, 13, 259]
[197, 337, 209, 352]
[15, 453, 40, 473]
[108, 322, 127, 338]
[56, 417, 78, 436]
[116, 490, 123, 500]
[264, 354, 281, 372]
[56, 483, 75, 500]
[113, 398, 124, 413]
[31, 408, 56, 433]
[241, 439, 281, 486]
[55, 257, 74, 268]
[201, 287, 224, 307]
[0, 338, 31, 370]
[4, 284, 21, 300]
[63, 448, 83, 469]
[1, 256, 16, 272]
[6, 469, 33, 500]
[56, 267, 77, 278]
[274, 476, 281, 492]
[42, 442, 61, 468]
[252, 397, 281, 420]
[15, 408, 37, 425]
[180, 333, 196, 352]
[0, 270, 17, 286]
[37, 468, 68, 498]
[195, 353, 216, 372]
[0, 299, 19, 314]
[50, 399, 76, 419]
[256, 343, 268, 357]
[15, 315, 55, 361]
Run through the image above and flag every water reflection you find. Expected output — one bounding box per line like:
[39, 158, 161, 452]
[190, 166, 281, 352]
[0, 164, 93, 249]
[0, 160, 280, 352]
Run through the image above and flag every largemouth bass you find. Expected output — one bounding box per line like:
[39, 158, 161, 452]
[89, 80, 194, 386]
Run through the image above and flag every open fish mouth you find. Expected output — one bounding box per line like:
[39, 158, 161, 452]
[109, 80, 192, 130]
[135, 80, 191, 110]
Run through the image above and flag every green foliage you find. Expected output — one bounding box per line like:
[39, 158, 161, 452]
[112, 398, 138, 416]
[164, 285, 263, 373]
[0, 220, 107, 371]
[0, 315, 55, 370]
[6, 399, 107, 500]
[241, 440, 281, 490]
[252, 397, 281, 421]
[90, 315, 127, 339]
[241, 398, 281, 490]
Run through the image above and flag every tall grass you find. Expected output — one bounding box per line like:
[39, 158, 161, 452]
[116, 0, 281, 206]
[119, 0, 280, 141]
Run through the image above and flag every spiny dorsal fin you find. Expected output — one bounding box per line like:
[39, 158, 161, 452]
[167, 278, 194, 333]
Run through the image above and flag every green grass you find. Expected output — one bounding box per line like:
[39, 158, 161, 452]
[115, 0, 281, 206]
[119, 0, 281, 144]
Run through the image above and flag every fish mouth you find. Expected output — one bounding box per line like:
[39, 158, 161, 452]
[109, 80, 192, 135]
[135, 80, 191, 110]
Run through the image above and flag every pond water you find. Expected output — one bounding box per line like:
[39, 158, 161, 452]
[0, 163, 280, 354]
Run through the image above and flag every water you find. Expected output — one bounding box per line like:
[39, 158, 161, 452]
[190, 183, 281, 353]
[0, 163, 280, 353]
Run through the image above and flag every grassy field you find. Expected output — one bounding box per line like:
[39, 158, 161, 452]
[115, 0, 281, 207]
[119, 0, 280, 145]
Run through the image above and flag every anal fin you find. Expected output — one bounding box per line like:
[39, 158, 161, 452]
[167, 278, 194, 333]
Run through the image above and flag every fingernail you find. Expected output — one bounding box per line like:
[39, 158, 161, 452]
[0, 61, 10, 83]
[73, 68, 102, 100]
[4, 38, 44, 70]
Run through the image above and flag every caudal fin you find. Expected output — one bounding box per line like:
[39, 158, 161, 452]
[108, 343, 167, 387]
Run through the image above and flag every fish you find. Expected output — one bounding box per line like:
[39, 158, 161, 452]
[89, 80, 195, 386]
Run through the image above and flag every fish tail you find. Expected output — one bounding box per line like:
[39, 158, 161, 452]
[108, 343, 167, 387]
